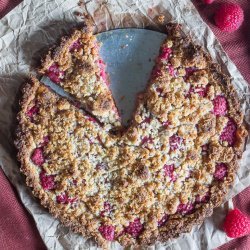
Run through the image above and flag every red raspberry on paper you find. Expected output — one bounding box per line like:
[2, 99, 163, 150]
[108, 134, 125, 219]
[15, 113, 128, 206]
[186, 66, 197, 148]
[223, 209, 250, 238]
[203, 0, 215, 4]
[214, 4, 244, 33]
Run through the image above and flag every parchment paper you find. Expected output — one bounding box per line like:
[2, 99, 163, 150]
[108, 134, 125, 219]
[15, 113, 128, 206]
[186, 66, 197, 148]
[0, 0, 250, 249]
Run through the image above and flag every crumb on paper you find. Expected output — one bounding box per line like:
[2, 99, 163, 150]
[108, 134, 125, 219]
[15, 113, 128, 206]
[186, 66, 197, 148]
[125, 34, 129, 38]
[74, 11, 83, 17]
[158, 14, 165, 24]
[120, 44, 128, 49]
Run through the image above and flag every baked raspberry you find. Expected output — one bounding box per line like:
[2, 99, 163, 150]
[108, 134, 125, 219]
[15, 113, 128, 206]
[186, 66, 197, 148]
[189, 86, 208, 97]
[46, 64, 65, 83]
[27, 105, 38, 118]
[169, 134, 183, 151]
[69, 40, 81, 52]
[40, 172, 56, 190]
[159, 47, 172, 60]
[152, 67, 162, 78]
[214, 4, 244, 33]
[158, 214, 169, 227]
[142, 117, 151, 124]
[72, 101, 81, 108]
[31, 148, 45, 166]
[213, 95, 228, 116]
[98, 59, 109, 86]
[86, 115, 97, 123]
[99, 225, 115, 241]
[168, 65, 175, 77]
[184, 67, 197, 80]
[220, 119, 237, 146]
[141, 136, 153, 146]
[56, 193, 77, 204]
[214, 163, 228, 181]
[223, 209, 250, 238]
[163, 164, 177, 182]
[195, 192, 210, 204]
[40, 136, 50, 147]
[125, 218, 143, 238]
[177, 203, 195, 215]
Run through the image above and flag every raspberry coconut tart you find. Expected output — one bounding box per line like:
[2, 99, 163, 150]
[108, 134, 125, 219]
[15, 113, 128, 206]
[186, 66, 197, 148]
[15, 22, 247, 248]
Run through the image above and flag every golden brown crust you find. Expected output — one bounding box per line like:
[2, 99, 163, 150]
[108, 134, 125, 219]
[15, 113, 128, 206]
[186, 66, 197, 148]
[15, 22, 247, 249]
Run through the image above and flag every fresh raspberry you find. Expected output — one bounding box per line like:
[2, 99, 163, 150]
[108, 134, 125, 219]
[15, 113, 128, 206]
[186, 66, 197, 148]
[163, 164, 177, 182]
[214, 163, 228, 181]
[69, 40, 81, 52]
[220, 119, 237, 146]
[99, 225, 115, 241]
[177, 203, 195, 215]
[56, 193, 77, 204]
[125, 218, 143, 238]
[40, 172, 56, 190]
[203, 0, 214, 4]
[213, 95, 228, 116]
[223, 209, 250, 238]
[159, 47, 172, 60]
[31, 148, 45, 166]
[46, 64, 65, 83]
[158, 214, 169, 227]
[214, 4, 244, 33]
[169, 134, 183, 151]
[26, 105, 38, 118]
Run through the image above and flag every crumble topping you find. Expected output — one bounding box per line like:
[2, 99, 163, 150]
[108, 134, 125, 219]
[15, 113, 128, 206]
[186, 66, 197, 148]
[15, 22, 247, 248]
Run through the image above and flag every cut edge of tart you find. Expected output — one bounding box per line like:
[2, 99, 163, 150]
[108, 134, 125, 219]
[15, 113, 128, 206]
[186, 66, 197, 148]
[15, 22, 248, 249]
[38, 17, 121, 132]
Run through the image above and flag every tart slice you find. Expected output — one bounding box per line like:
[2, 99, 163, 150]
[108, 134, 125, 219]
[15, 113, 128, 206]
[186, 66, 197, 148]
[39, 21, 120, 131]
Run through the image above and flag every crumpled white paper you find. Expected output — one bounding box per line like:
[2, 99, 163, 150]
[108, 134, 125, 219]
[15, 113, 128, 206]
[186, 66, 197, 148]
[0, 0, 249, 249]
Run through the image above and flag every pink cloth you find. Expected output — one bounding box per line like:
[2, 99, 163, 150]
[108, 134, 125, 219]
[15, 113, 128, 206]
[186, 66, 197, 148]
[0, 0, 250, 249]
